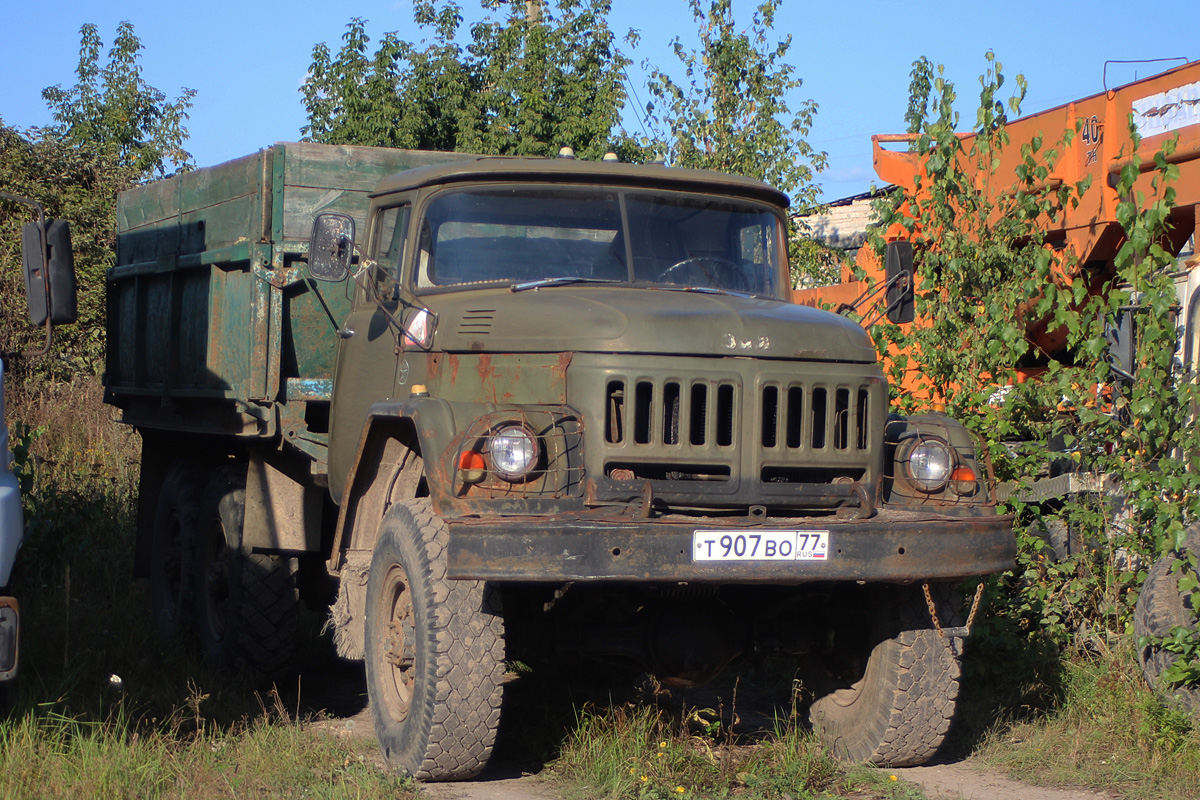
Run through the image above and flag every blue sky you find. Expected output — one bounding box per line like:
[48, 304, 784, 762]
[0, 0, 1190, 203]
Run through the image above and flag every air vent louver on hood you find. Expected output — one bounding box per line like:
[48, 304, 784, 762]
[458, 309, 495, 336]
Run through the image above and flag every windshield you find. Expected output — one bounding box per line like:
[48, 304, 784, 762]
[409, 186, 787, 297]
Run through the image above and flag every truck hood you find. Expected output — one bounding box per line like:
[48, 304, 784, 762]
[428, 287, 878, 363]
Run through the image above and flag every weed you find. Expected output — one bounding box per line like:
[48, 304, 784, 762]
[549, 693, 917, 800]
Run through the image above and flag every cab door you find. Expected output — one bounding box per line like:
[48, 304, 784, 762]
[328, 200, 413, 501]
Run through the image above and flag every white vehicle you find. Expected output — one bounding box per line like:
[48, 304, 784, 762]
[0, 358, 21, 697]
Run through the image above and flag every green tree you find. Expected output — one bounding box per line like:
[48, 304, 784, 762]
[301, 1, 638, 160]
[641, 0, 825, 209]
[1, 22, 194, 375]
[640, 0, 827, 287]
[42, 21, 194, 178]
[869, 54, 1200, 685]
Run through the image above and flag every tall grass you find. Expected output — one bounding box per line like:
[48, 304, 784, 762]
[0, 375, 415, 799]
[976, 645, 1200, 799]
[0, 704, 412, 799]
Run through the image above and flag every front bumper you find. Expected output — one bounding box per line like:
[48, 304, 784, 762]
[447, 508, 1015, 583]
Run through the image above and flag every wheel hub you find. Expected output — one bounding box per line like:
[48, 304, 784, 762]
[378, 567, 416, 721]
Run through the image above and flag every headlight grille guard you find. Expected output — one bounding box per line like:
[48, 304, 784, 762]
[449, 406, 583, 500]
[883, 414, 996, 508]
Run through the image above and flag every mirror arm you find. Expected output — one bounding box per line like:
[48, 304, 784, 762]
[348, 255, 437, 351]
[301, 271, 355, 339]
[860, 270, 912, 329]
[835, 268, 911, 327]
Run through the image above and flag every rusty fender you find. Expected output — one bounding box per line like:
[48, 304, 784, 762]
[328, 397, 454, 560]
[445, 510, 1015, 583]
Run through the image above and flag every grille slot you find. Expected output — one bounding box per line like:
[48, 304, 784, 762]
[716, 384, 735, 446]
[634, 381, 653, 444]
[834, 388, 850, 450]
[663, 382, 681, 445]
[811, 389, 827, 449]
[786, 387, 804, 448]
[690, 384, 708, 445]
[761, 386, 779, 448]
[857, 389, 869, 450]
[605, 381, 625, 443]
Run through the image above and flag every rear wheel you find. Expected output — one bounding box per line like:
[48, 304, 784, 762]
[194, 465, 298, 683]
[365, 499, 506, 780]
[809, 583, 962, 766]
[149, 460, 204, 639]
[1135, 528, 1200, 712]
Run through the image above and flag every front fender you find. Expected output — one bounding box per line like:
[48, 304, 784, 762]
[328, 397, 454, 561]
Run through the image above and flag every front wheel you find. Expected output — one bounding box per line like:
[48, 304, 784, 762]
[364, 499, 506, 780]
[809, 583, 963, 766]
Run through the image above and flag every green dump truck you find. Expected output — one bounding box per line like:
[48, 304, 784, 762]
[107, 142, 1015, 779]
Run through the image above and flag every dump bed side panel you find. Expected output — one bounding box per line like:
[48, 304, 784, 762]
[106, 143, 467, 434]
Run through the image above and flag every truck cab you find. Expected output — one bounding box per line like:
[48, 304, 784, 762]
[309, 155, 1015, 777]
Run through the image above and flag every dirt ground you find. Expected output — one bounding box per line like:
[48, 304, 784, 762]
[403, 759, 1119, 800]
[890, 763, 1115, 800]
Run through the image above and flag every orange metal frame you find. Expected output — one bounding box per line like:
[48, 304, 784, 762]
[795, 61, 1200, 394]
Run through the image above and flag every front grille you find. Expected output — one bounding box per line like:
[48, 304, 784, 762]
[575, 356, 885, 511]
[604, 377, 872, 458]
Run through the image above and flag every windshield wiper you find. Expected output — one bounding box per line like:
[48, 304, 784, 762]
[510, 277, 623, 292]
[657, 285, 756, 299]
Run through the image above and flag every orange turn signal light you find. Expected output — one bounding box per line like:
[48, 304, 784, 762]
[950, 465, 977, 495]
[458, 450, 487, 483]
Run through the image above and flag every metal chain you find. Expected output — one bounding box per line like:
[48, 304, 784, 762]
[923, 580, 986, 639]
[965, 580, 986, 632]
[922, 582, 944, 637]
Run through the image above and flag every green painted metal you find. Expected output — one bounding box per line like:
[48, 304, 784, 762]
[106, 142, 469, 439]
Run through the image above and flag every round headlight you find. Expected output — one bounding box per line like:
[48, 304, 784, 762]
[904, 438, 953, 492]
[487, 425, 540, 481]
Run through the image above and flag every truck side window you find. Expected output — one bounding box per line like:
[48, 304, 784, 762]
[371, 204, 411, 303]
[739, 223, 778, 294]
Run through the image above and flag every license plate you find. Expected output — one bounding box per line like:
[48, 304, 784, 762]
[692, 530, 830, 562]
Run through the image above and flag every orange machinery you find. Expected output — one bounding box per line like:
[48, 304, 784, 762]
[795, 60, 1200, 388]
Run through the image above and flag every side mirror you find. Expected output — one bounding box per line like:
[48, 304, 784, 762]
[402, 307, 438, 350]
[1105, 308, 1136, 380]
[21, 219, 78, 325]
[884, 241, 915, 324]
[308, 213, 356, 282]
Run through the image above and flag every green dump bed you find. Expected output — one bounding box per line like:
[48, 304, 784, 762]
[106, 142, 463, 438]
